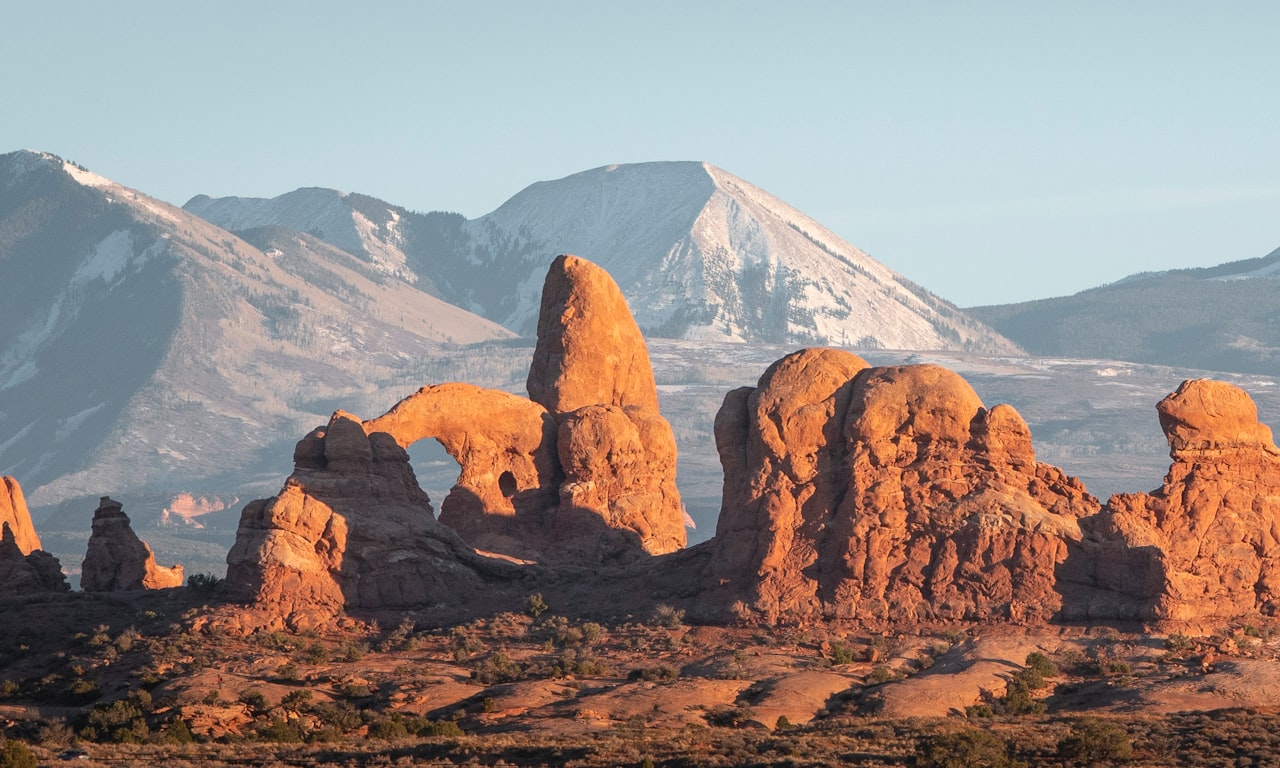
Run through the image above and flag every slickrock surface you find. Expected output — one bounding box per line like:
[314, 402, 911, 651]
[81, 496, 184, 591]
[709, 354, 1099, 624]
[1085, 379, 1280, 626]
[0, 475, 41, 555]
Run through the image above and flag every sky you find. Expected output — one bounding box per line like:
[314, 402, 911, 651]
[3, 1, 1276, 307]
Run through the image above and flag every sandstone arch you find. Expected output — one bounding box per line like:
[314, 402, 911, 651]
[363, 383, 560, 556]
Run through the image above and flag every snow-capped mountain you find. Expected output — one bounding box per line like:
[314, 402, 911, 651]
[0, 150, 512, 518]
[187, 162, 1020, 353]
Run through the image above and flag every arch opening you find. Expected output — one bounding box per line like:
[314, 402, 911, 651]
[405, 438, 462, 518]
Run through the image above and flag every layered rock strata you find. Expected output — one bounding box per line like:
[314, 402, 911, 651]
[81, 496, 184, 591]
[709, 353, 1099, 623]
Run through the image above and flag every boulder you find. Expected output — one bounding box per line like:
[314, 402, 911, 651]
[0, 475, 41, 555]
[708, 354, 1099, 624]
[1085, 379, 1280, 625]
[81, 496, 184, 591]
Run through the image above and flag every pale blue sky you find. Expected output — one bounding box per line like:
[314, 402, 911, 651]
[3, 1, 1276, 306]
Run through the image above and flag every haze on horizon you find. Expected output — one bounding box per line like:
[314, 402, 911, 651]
[2, 1, 1275, 307]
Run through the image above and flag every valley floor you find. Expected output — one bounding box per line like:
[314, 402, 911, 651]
[2, 589, 1279, 766]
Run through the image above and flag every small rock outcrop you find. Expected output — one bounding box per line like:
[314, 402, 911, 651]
[708, 353, 1099, 624]
[0, 476, 69, 594]
[0, 475, 41, 555]
[0, 522, 69, 594]
[1085, 379, 1280, 625]
[81, 496, 184, 591]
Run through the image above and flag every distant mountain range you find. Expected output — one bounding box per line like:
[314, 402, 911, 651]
[969, 247, 1280, 375]
[186, 162, 1018, 352]
[0, 150, 510, 523]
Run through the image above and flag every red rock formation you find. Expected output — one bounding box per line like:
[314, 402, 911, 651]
[1088, 379, 1280, 625]
[0, 475, 41, 555]
[225, 411, 524, 629]
[363, 383, 559, 559]
[0, 522, 69, 594]
[225, 255, 687, 624]
[81, 496, 184, 591]
[709, 354, 1099, 624]
[527, 254, 660, 414]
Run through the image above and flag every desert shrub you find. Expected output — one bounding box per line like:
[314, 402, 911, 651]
[35, 720, 74, 746]
[775, 715, 793, 730]
[238, 689, 267, 713]
[341, 640, 368, 661]
[158, 717, 194, 745]
[580, 622, 605, 644]
[914, 729, 1022, 768]
[276, 662, 300, 681]
[187, 572, 222, 596]
[412, 719, 465, 738]
[379, 617, 417, 652]
[1025, 652, 1057, 679]
[280, 689, 313, 712]
[525, 592, 548, 618]
[472, 651, 524, 684]
[301, 642, 328, 665]
[1057, 718, 1132, 764]
[650, 604, 685, 628]
[256, 717, 303, 743]
[997, 675, 1045, 716]
[629, 665, 679, 683]
[0, 740, 36, 768]
[830, 643, 857, 665]
[367, 716, 410, 740]
[707, 706, 756, 728]
[66, 677, 102, 704]
[867, 666, 898, 685]
[83, 689, 153, 743]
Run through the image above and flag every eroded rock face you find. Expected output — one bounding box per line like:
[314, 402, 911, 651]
[0, 475, 41, 555]
[527, 254, 660, 414]
[225, 255, 687, 624]
[225, 411, 525, 629]
[0, 522, 69, 595]
[709, 354, 1099, 624]
[81, 496, 184, 591]
[1086, 379, 1280, 625]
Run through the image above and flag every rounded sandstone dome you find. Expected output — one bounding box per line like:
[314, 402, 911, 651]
[1157, 379, 1278, 453]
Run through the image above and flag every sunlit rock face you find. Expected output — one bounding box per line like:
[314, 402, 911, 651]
[0, 475, 68, 595]
[708, 353, 1099, 625]
[1083, 379, 1280, 626]
[0, 476, 41, 555]
[223, 255, 686, 626]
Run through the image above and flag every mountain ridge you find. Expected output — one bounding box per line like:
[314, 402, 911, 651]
[186, 160, 1021, 353]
